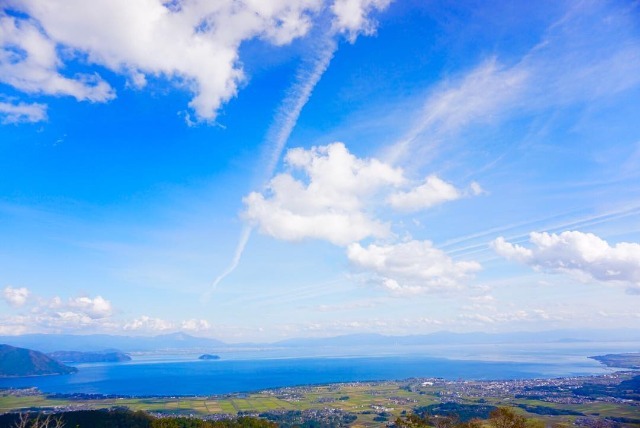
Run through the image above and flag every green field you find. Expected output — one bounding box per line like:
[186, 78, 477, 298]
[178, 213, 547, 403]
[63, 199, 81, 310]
[2, 378, 639, 428]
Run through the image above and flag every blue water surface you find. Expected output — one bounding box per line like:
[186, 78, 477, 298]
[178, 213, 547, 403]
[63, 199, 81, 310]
[0, 354, 615, 396]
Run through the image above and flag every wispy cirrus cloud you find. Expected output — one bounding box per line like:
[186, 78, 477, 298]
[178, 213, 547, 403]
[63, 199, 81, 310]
[384, 0, 640, 166]
[385, 58, 528, 164]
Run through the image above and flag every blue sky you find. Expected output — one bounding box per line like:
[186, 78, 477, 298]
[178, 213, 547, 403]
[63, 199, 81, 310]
[1, 0, 639, 341]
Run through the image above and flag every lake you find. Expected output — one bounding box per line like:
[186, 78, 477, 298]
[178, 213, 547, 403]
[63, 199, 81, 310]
[0, 342, 633, 396]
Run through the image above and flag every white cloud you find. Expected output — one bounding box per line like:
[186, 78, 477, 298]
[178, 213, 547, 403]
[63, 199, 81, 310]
[244, 142, 477, 246]
[0, 100, 47, 123]
[0, 288, 218, 334]
[458, 309, 562, 325]
[0, 320, 28, 335]
[492, 231, 640, 292]
[0, 290, 118, 332]
[492, 236, 533, 261]
[123, 315, 174, 332]
[1, 310, 119, 333]
[244, 191, 389, 246]
[181, 318, 211, 332]
[1, 1, 323, 122]
[49, 311, 96, 327]
[469, 181, 485, 196]
[1, 1, 391, 123]
[3, 286, 30, 307]
[244, 142, 403, 246]
[347, 240, 482, 295]
[331, 0, 391, 42]
[0, 13, 115, 102]
[387, 174, 461, 212]
[67, 295, 113, 319]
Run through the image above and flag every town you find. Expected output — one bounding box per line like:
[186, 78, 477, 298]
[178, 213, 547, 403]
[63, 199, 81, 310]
[2, 371, 638, 427]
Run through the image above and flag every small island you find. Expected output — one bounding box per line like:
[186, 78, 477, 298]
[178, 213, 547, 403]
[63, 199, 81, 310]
[198, 354, 220, 360]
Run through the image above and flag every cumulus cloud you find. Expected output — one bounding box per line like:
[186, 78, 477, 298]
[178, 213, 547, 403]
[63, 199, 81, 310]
[48, 311, 98, 327]
[123, 315, 174, 332]
[66, 296, 113, 319]
[0, 13, 115, 102]
[388, 175, 462, 212]
[1, 1, 392, 123]
[244, 142, 482, 296]
[331, 0, 391, 41]
[0, 100, 47, 123]
[46, 295, 114, 319]
[4, 291, 116, 330]
[492, 231, 640, 291]
[0, 288, 217, 334]
[181, 318, 211, 332]
[244, 142, 403, 245]
[244, 142, 476, 246]
[347, 240, 482, 294]
[1, 1, 323, 121]
[3, 286, 30, 307]
[0, 309, 119, 333]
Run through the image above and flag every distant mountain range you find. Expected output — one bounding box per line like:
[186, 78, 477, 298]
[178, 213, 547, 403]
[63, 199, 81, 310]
[0, 344, 77, 377]
[0, 329, 639, 354]
[271, 329, 640, 348]
[0, 332, 225, 353]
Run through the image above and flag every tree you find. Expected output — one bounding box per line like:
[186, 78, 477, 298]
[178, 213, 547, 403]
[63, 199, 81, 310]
[13, 413, 64, 428]
[489, 407, 527, 428]
[458, 419, 483, 428]
[394, 413, 431, 427]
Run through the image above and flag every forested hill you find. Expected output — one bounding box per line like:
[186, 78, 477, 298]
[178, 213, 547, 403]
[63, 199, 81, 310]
[47, 350, 132, 363]
[0, 344, 77, 377]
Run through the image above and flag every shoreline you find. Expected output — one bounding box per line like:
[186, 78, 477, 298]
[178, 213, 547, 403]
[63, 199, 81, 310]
[2, 369, 636, 401]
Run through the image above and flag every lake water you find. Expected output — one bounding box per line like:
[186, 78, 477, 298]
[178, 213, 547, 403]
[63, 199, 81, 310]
[1, 342, 636, 396]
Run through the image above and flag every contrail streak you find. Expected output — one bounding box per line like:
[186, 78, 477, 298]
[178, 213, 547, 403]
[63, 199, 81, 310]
[204, 35, 337, 299]
[260, 35, 337, 186]
[203, 225, 252, 301]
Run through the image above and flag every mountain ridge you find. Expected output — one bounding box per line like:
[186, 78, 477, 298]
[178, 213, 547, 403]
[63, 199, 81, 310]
[0, 344, 78, 377]
[1, 328, 639, 353]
